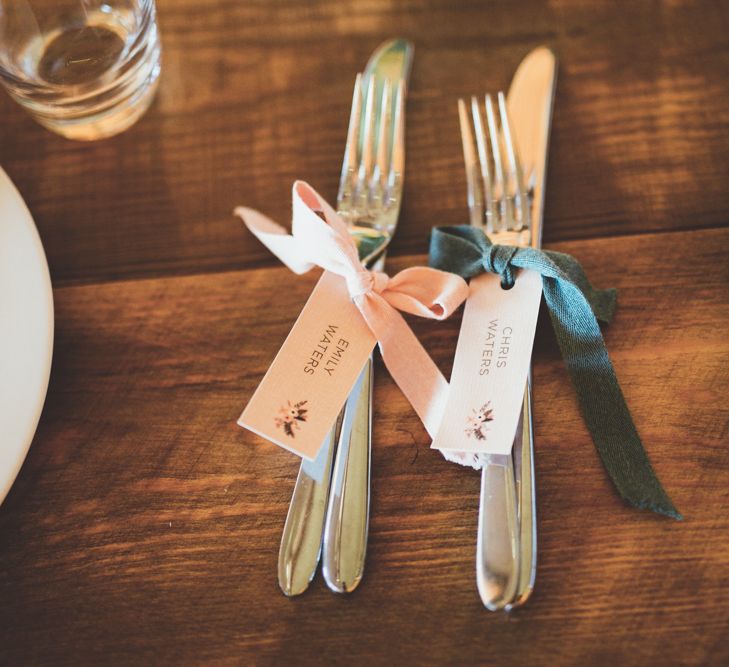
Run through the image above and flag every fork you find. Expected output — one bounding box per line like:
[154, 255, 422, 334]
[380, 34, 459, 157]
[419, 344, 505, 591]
[322, 73, 405, 593]
[458, 92, 532, 610]
[277, 70, 406, 596]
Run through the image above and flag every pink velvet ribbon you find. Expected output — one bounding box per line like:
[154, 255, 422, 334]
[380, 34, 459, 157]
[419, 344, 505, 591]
[235, 181, 469, 437]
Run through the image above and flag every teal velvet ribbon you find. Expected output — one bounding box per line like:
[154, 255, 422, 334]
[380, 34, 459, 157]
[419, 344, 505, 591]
[429, 225, 681, 520]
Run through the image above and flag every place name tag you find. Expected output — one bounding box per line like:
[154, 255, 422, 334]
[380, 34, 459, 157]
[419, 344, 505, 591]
[239, 271, 376, 460]
[432, 270, 542, 456]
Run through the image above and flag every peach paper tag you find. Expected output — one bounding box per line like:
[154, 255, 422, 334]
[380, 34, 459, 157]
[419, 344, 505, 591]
[432, 270, 543, 456]
[239, 271, 376, 460]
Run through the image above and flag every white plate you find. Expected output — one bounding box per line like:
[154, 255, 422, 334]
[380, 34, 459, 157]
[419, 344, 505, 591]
[0, 166, 54, 504]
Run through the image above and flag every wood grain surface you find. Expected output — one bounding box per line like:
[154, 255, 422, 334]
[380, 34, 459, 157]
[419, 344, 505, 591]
[1, 0, 728, 664]
[0, 0, 727, 285]
[2, 229, 728, 666]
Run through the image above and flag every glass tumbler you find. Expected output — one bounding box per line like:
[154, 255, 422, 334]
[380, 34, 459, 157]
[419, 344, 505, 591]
[0, 0, 161, 140]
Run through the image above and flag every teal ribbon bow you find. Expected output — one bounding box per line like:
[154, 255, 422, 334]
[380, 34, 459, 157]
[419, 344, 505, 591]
[429, 225, 681, 520]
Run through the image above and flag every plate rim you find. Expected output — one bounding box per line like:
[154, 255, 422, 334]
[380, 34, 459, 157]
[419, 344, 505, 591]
[0, 166, 54, 505]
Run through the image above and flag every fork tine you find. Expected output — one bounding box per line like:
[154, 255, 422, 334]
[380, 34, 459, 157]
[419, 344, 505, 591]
[497, 92, 529, 231]
[358, 75, 377, 204]
[470, 96, 495, 233]
[373, 78, 392, 198]
[484, 94, 505, 231]
[390, 79, 405, 182]
[458, 98, 484, 227]
[338, 73, 363, 209]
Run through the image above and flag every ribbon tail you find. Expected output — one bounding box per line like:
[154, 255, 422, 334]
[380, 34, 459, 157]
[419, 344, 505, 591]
[543, 277, 682, 520]
[358, 295, 449, 438]
[540, 247, 617, 323]
[234, 206, 316, 274]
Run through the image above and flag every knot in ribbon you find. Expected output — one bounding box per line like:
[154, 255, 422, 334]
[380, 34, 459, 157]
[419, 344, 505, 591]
[235, 181, 469, 437]
[346, 268, 389, 300]
[484, 244, 519, 289]
[429, 225, 681, 520]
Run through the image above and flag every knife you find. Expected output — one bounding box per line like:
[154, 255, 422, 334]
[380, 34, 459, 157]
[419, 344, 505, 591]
[505, 46, 558, 609]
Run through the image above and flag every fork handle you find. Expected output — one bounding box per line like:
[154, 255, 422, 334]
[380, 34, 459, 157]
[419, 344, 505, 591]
[476, 452, 520, 610]
[277, 410, 342, 596]
[322, 357, 372, 593]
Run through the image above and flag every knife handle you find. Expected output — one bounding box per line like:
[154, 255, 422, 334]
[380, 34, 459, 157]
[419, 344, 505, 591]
[277, 411, 342, 596]
[508, 379, 537, 609]
[476, 452, 520, 610]
[322, 357, 372, 593]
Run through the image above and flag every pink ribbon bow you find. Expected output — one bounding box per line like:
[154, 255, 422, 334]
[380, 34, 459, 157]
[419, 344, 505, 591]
[235, 181, 469, 437]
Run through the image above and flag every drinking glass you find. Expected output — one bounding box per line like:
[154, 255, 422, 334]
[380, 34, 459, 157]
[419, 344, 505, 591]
[0, 0, 161, 140]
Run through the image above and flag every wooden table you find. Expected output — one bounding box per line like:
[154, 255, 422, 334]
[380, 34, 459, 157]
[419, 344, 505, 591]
[1, 1, 728, 664]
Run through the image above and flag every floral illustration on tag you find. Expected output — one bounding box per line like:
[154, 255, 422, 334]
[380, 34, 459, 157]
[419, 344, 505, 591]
[465, 401, 494, 441]
[275, 400, 308, 438]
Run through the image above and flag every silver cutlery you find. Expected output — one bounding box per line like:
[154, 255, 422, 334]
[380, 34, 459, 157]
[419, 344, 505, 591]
[323, 44, 412, 593]
[277, 412, 342, 595]
[278, 39, 413, 596]
[458, 47, 557, 610]
[505, 47, 557, 610]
